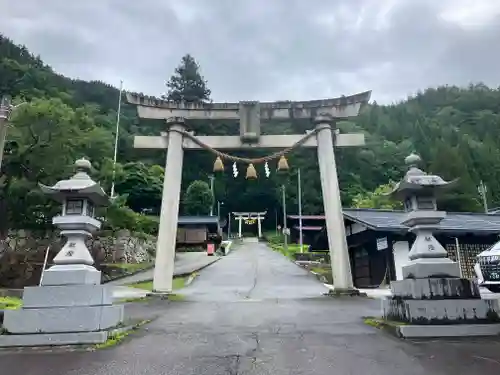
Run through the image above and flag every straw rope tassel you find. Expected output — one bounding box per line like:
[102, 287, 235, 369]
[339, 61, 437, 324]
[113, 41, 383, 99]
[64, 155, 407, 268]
[213, 156, 224, 172]
[277, 155, 289, 171]
[246, 163, 257, 179]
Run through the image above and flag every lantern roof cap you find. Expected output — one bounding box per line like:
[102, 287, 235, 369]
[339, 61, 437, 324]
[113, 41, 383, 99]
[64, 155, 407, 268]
[39, 158, 109, 206]
[389, 153, 457, 199]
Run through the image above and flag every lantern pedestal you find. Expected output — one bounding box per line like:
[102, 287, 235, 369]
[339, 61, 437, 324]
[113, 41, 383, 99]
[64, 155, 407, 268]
[0, 158, 124, 347]
[380, 154, 500, 338]
[2, 254, 124, 347]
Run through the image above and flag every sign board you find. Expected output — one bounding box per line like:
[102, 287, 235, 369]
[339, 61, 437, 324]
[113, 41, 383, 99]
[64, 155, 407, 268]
[283, 228, 290, 235]
[376, 237, 388, 251]
[207, 243, 215, 256]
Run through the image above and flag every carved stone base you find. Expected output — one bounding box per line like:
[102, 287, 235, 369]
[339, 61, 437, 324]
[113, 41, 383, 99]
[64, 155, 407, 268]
[41, 264, 101, 286]
[390, 278, 480, 300]
[382, 298, 500, 324]
[325, 288, 367, 297]
[396, 324, 500, 339]
[402, 258, 461, 279]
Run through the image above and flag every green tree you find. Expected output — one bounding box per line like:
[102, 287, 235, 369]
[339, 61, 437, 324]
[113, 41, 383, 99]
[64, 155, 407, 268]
[0, 97, 114, 234]
[3, 33, 500, 235]
[351, 184, 403, 210]
[115, 162, 163, 213]
[164, 54, 211, 104]
[183, 180, 214, 215]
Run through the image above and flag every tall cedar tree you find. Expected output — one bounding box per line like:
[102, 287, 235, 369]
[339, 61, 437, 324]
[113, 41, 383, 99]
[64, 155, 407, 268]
[164, 54, 211, 104]
[183, 180, 214, 215]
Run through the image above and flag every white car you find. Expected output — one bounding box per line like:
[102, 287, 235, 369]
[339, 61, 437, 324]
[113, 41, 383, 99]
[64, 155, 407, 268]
[474, 241, 500, 293]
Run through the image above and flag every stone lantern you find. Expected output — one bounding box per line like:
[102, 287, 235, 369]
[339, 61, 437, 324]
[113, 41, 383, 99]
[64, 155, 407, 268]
[1, 158, 124, 347]
[389, 153, 459, 279]
[38, 157, 108, 283]
[382, 153, 500, 338]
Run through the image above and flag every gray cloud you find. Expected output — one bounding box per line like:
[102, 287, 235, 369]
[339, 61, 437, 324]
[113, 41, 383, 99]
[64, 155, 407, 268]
[1, 0, 500, 103]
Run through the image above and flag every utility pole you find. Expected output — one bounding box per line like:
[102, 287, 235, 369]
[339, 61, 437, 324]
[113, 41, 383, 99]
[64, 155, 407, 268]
[209, 175, 215, 216]
[275, 209, 278, 235]
[478, 180, 489, 213]
[110, 80, 124, 198]
[0, 96, 11, 170]
[217, 201, 223, 219]
[282, 184, 288, 251]
[297, 168, 303, 253]
[0, 97, 28, 170]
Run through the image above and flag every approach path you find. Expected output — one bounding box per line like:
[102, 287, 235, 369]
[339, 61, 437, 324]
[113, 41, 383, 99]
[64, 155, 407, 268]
[3, 241, 500, 374]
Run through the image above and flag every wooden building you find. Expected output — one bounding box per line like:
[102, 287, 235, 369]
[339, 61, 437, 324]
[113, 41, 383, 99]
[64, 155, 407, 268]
[287, 210, 500, 288]
[286, 215, 326, 250]
[176, 216, 222, 247]
[344, 209, 500, 288]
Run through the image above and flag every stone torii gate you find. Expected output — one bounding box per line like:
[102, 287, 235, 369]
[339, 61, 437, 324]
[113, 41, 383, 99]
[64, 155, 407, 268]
[233, 211, 267, 238]
[127, 92, 371, 294]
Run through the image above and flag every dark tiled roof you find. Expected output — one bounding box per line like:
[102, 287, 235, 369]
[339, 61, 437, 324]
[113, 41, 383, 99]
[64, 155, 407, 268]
[292, 225, 323, 231]
[288, 215, 325, 220]
[343, 209, 500, 234]
[178, 216, 220, 225]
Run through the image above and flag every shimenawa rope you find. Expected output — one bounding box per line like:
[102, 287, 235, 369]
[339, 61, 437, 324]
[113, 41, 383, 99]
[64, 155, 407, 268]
[170, 127, 320, 165]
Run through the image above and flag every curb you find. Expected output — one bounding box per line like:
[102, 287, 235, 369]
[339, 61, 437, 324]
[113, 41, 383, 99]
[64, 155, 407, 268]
[102, 265, 155, 285]
[124, 257, 222, 285]
[184, 272, 198, 287]
[174, 257, 222, 278]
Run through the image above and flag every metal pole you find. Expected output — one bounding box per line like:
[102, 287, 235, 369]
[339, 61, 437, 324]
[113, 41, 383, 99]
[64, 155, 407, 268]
[298, 168, 303, 253]
[110, 80, 124, 198]
[275, 209, 278, 235]
[209, 175, 215, 216]
[228, 212, 231, 238]
[0, 96, 12, 170]
[455, 237, 463, 278]
[282, 184, 288, 251]
[217, 201, 221, 218]
[39, 245, 51, 286]
[478, 180, 489, 213]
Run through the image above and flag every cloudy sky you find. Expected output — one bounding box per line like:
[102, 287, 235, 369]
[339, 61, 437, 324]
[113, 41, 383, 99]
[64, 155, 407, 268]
[1, 0, 500, 103]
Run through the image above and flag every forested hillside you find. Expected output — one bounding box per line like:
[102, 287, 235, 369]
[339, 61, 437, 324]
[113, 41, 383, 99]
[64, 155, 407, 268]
[1, 34, 499, 235]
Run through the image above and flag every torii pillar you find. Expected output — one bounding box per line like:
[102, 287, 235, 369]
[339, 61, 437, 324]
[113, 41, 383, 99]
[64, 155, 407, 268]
[127, 92, 370, 294]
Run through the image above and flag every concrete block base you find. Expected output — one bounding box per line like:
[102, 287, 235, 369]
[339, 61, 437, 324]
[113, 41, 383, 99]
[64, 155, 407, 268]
[41, 265, 101, 286]
[383, 298, 500, 324]
[402, 258, 461, 279]
[0, 331, 109, 347]
[325, 288, 367, 297]
[22, 285, 113, 308]
[4, 304, 124, 334]
[397, 324, 500, 338]
[390, 278, 480, 300]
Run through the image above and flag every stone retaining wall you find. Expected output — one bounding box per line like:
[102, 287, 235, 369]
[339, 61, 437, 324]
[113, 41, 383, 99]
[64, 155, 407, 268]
[0, 229, 156, 288]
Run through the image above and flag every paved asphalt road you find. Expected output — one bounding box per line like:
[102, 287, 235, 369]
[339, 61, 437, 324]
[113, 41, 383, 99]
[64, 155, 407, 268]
[3, 241, 500, 374]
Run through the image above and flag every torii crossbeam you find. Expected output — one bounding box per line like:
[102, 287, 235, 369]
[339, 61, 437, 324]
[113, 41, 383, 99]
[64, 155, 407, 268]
[127, 91, 371, 295]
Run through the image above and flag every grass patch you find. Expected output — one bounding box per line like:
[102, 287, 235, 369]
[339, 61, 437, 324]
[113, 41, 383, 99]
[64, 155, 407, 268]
[363, 316, 407, 337]
[269, 243, 304, 260]
[0, 297, 22, 310]
[129, 276, 186, 292]
[101, 262, 153, 271]
[118, 297, 150, 303]
[129, 281, 154, 291]
[94, 319, 151, 349]
[310, 267, 333, 284]
[167, 293, 186, 301]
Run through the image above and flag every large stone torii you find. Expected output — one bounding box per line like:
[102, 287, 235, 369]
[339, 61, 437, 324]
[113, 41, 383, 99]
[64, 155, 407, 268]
[127, 92, 371, 295]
